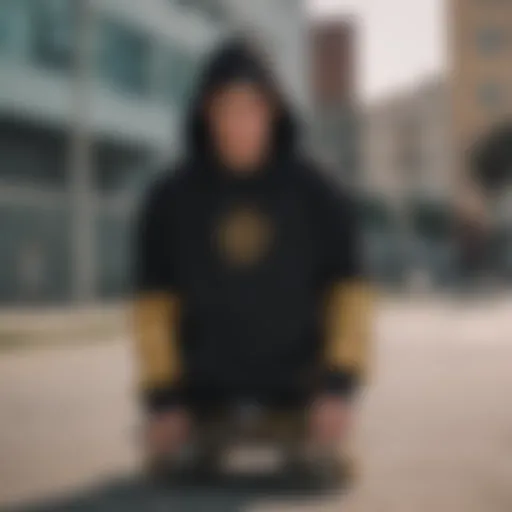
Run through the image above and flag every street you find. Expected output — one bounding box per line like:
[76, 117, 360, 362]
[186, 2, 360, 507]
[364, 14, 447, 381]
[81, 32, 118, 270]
[1, 297, 512, 511]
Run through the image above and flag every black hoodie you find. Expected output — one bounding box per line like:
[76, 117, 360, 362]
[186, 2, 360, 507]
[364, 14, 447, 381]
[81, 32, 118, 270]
[134, 39, 368, 412]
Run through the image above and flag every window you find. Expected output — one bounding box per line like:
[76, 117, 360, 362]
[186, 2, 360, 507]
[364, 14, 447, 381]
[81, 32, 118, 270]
[0, 0, 19, 56]
[0, 203, 71, 304]
[92, 141, 151, 195]
[478, 82, 503, 110]
[174, 0, 227, 23]
[476, 27, 505, 55]
[97, 20, 152, 97]
[396, 115, 424, 181]
[399, 144, 423, 176]
[96, 211, 131, 299]
[164, 46, 198, 107]
[28, 0, 76, 71]
[0, 121, 66, 188]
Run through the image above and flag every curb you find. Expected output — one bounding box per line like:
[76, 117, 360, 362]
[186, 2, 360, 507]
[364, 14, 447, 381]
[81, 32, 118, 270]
[0, 304, 128, 351]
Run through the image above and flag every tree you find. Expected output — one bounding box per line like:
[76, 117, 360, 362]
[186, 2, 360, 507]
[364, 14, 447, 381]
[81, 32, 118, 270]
[471, 121, 512, 192]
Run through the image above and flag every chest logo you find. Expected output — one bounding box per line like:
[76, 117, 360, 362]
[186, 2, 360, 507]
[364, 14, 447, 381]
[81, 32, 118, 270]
[215, 206, 274, 267]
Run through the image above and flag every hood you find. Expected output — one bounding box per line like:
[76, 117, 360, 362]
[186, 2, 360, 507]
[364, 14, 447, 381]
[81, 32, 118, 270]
[183, 37, 299, 163]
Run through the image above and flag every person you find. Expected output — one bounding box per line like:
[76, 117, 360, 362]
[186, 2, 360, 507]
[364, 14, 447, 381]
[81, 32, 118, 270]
[133, 38, 373, 474]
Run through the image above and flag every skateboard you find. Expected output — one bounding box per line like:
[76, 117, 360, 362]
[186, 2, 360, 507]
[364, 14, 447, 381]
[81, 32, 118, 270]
[147, 404, 350, 494]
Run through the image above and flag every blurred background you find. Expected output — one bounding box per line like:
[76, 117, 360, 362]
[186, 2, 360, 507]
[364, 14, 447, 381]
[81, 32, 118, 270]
[1, 0, 512, 511]
[0, 0, 509, 307]
[0, 0, 508, 306]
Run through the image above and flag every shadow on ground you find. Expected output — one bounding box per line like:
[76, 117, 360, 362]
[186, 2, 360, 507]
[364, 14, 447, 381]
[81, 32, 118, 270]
[5, 474, 340, 512]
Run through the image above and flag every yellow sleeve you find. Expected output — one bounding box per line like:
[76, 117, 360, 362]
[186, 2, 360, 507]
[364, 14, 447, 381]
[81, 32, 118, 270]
[323, 280, 375, 383]
[132, 292, 182, 391]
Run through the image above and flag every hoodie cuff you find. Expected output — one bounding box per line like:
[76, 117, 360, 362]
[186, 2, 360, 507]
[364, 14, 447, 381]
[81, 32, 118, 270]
[321, 367, 361, 401]
[142, 384, 184, 415]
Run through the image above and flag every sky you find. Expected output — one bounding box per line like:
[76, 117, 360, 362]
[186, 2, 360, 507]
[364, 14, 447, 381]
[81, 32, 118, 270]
[308, 0, 446, 103]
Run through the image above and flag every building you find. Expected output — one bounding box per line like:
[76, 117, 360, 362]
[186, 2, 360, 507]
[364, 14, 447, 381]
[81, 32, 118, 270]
[309, 18, 359, 186]
[0, 0, 307, 305]
[363, 77, 451, 204]
[449, 0, 512, 280]
[450, 0, 512, 177]
[362, 77, 455, 286]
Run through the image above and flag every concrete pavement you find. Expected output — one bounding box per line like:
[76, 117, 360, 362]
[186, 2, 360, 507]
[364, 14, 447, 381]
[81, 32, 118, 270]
[1, 297, 512, 511]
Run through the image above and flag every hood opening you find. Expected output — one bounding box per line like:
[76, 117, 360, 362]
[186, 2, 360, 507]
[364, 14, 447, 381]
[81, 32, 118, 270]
[183, 37, 299, 163]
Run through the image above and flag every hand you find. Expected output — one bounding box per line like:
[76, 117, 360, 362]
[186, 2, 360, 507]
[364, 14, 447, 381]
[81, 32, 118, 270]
[308, 395, 352, 448]
[145, 408, 191, 459]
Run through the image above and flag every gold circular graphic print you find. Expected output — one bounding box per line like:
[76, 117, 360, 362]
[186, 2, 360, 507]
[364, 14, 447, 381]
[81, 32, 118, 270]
[215, 206, 274, 268]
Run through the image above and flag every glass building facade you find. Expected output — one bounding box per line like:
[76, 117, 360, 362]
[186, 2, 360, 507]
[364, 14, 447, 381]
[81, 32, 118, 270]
[0, 0, 214, 304]
[0, 0, 306, 304]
